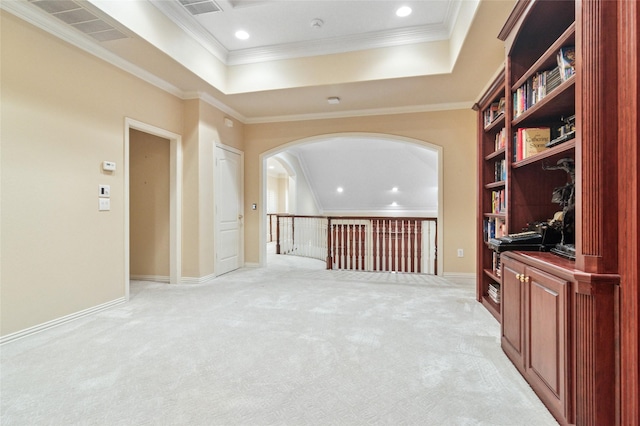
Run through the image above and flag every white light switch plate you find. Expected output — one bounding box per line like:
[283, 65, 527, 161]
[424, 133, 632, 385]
[99, 198, 110, 211]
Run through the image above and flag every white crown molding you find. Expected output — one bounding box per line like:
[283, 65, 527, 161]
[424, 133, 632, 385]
[4, 1, 475, 127]
[149, 0, 454, 66]
[184, 91, 247, 123]
[244, 101, 474, 124]
[443, 0, 464, 38]
[149, 0, 229, 63]
[0, 297, 126, 345]
[1, 0, 185, 99]
[227, 25, 451, 66]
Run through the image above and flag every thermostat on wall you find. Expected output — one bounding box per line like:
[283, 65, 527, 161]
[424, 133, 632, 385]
[102, 161, 116, 171]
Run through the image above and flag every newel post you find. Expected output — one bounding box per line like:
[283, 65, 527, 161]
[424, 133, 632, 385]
[275, 215, 281, 254]
[326, 217, 332, 269]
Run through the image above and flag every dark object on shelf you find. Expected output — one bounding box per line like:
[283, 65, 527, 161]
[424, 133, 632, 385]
[488, 239, 545, 253]
[488, 225, 561, 253]
[543, 158, 576, 259]
[547, 115, 576, 148]
[551, 243, 576, 260]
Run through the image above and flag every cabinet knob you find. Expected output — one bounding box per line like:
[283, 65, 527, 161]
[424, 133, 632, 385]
[516, 273, 521, 280]
[524, 276, 530, 283]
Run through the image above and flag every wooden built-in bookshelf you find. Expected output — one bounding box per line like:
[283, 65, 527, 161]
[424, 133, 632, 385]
[474, 0, 624, 424]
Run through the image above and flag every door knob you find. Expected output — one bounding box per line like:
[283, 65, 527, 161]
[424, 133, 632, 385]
[238, 214, 244, 219]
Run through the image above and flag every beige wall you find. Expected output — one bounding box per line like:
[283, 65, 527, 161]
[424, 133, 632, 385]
[0, 10, 475, 338]
[243, 111, 477, 274]
[181, 100, 245, 279]
[129, 129, 170, 278]
[0, 12, 185, 335]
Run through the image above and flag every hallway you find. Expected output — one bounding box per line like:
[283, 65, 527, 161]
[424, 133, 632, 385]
[1, 250, 557, 425]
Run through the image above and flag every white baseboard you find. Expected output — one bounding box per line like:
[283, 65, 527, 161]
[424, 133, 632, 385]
[130, 274, 169, 283]
[442, 272, 476, 284]
[0, 297, 127, 346]
[442, 272, 476, 279]
[180, 273, 216, 285]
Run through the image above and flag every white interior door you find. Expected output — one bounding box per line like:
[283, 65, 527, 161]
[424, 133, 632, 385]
[215, 146, 243, 276]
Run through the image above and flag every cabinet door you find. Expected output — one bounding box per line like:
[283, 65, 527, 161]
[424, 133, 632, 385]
[500, 256, 526, 372]
[525, 266, 570, 421]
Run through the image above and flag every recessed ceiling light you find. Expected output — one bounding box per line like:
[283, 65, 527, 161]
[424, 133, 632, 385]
[235, 30, 250, 40]
[396, 6, 412, 17]
[391, 202, 398, 206]
[327, 97, 341, 105]
[337, 187, 344, 193]
[392, 187, 399, 192]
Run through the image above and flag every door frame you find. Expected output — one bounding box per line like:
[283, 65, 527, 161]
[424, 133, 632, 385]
[124, 118, 182, 299]
[214, 143, 245, 276]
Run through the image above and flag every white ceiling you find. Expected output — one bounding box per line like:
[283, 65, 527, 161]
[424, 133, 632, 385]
[5, 0, 515, 214]
[152, 0, 460, 64]
[285, 137, 439, 214]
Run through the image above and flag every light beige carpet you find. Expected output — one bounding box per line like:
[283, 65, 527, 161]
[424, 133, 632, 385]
[0, 251, 558, 425]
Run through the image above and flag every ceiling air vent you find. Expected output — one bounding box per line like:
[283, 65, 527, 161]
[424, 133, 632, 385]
[178, 0, 222, 15]
[30, 0, 127, 42]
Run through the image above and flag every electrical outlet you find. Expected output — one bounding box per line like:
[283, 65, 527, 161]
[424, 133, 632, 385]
[457, 249, 464, 258]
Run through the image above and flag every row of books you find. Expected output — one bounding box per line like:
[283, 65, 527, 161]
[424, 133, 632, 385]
[513, 46, 575, 118]
[483, 217, 506, 242]
[494, 159, 506, 182]
[492, 189, 506, 214]
[484, 97, 505, 127]
[513, 127, 551, 162]
[494, 127, 507, 151]
[488, 281, 501, 304]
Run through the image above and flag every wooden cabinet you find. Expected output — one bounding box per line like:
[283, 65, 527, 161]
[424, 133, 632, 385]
[502, 253, 571, 423]
[474, 1, 623, 423]
[500, 255, 525, 372]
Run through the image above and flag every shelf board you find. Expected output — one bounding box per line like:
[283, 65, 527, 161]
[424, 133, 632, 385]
[484, 268, 501, 283]
[481, 296, 501, 321]
[484, 213, 506, 219]
[485, 148, 506, 161]
[484, 114, 505, 132]
[512, 22, 576, 90]
[512, 76, 575, 127]
[513, 139, 576, 168]
[485, 180, 506, 189]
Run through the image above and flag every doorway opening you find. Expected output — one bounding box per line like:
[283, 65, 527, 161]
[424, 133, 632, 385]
[259, 133, 443, 274]
[124, 118, 182, 300]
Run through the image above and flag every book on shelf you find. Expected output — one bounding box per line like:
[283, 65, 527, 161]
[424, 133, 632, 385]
[483, 217, 506, 242]
[494, 159, 506, 181]
[488, 282, 501, 304]
[513, 127, 551, 161]
[557, 46, 575, 82]
[492, 252, 502, 278]
[491, 189, 506, 214]
[494, 127, 507, 151]
[484, 97, 506, 127]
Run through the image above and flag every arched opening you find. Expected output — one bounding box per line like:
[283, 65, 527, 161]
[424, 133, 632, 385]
[259, 133, 443, 274]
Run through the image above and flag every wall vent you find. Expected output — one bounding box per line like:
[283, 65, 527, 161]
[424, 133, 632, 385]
[178, 0, 221, 15]
[29, 0, 128, 42]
